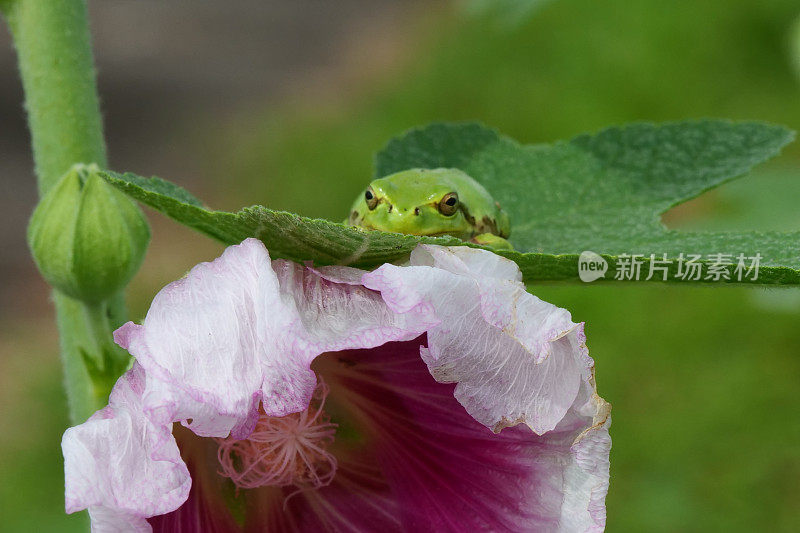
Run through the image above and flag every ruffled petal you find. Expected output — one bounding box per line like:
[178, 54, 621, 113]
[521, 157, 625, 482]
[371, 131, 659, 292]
[62, 364, 190, 532]
[560, 416, 612, 532]
[551, 342, 612, 532]
[114, 239, 271, 439]
[363, 245, 590, 434]
[116, 238, 430, 440]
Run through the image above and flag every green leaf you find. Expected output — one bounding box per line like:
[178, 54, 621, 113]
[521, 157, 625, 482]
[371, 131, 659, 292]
[378, 121, 799, 285]
[101, 170, 465, 268]
[102, 120, 799, 285]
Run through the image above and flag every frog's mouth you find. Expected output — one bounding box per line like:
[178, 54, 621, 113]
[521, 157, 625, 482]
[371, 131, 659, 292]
[358, 223, 464, 239]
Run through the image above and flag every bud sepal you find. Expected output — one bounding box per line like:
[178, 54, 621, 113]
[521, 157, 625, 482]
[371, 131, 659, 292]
[27, 164, 150, 303]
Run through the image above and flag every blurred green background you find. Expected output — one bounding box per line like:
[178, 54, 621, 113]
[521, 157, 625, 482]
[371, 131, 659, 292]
[1, 0, 799, 531]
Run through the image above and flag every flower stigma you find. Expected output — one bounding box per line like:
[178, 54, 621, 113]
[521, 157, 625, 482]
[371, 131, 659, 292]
[215, 379, 338, 492]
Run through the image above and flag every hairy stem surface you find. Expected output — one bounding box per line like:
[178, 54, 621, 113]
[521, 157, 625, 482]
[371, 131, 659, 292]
[3, 0, 130, 424]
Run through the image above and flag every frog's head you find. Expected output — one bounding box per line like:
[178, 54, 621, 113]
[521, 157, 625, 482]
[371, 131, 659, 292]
[348, 168, 507, 240]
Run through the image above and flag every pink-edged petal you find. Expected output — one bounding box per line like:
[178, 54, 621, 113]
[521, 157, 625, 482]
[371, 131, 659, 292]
[363, 245, 590, 434]
[115, 239, 271, 438]
[62, 364, 190, 532]
[115, 239, 430, 440]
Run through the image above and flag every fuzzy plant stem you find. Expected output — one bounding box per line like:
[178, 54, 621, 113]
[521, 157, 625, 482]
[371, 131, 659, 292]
[2, 0, 129, 423]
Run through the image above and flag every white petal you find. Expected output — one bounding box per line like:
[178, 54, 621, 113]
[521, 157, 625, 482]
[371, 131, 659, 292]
[117, 238, 431, 432]
[559, 411, 612, 532]
[364, 245, 590, 434]
[62, 364, 190, 532]
[115, 239, 271, 438]
[87, 506, 151, 533]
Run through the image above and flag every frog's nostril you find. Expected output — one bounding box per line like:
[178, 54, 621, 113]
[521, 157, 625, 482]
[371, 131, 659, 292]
[414, 208, 420, 216]
[388, 204, 393, 213]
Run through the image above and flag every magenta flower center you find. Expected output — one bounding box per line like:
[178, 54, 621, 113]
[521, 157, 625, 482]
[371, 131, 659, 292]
[215, 381, 338, 491]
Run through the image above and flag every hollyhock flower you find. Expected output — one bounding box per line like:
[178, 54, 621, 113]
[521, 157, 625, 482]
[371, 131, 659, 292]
[62, 238, 611, 532]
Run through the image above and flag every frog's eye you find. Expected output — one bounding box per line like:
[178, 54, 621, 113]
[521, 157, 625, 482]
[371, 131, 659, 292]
[438, 192, 459, 216]
[364, 187, 379, 210]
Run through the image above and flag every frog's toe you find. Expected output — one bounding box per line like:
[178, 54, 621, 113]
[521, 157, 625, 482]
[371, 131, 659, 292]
[472, 233, 514, 250]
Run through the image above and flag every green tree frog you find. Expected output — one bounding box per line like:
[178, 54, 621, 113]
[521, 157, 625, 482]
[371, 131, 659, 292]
[346, 168, 512, 249]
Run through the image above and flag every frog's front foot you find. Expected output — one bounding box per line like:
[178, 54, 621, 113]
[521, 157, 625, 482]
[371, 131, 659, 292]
[472, 233, 514, 250]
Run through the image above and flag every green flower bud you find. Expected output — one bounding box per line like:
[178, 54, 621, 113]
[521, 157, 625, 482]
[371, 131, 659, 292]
[27, 164, 150, 303]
